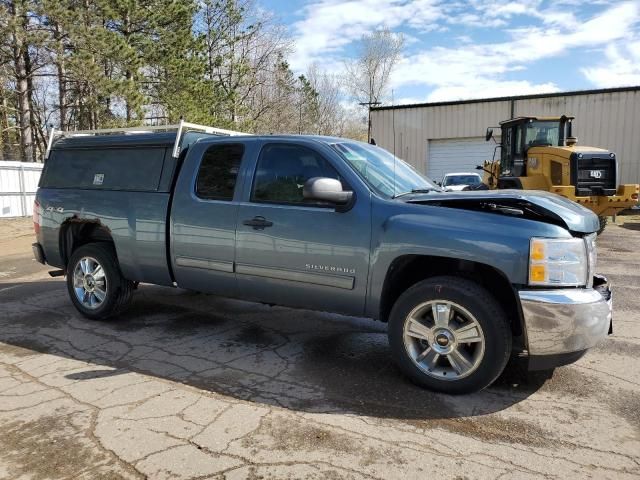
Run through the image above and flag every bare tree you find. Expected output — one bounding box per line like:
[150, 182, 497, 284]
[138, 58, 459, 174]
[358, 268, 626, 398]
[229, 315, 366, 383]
[345, 28, 404, 141]
[306, 63, 343, 135]
[199, 0, 291, 128]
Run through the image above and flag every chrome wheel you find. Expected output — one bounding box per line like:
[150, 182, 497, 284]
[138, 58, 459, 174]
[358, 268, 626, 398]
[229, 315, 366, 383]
[72, 256, 107, 310]
[402, 300, 485, 380]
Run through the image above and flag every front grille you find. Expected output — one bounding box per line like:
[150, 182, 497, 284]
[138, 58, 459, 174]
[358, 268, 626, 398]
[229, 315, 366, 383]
[572, 155, 617, 196]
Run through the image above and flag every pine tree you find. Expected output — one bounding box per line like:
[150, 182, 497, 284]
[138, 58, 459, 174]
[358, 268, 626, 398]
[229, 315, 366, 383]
[143, 0, 213, 125]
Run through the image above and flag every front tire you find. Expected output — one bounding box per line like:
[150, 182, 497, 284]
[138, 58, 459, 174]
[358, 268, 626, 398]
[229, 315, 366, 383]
[66, 243, 134, 320]
[388, 276, 512, 394]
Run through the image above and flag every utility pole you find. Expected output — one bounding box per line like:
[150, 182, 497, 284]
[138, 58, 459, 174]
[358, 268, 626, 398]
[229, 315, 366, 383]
[359, 101, 381, 143]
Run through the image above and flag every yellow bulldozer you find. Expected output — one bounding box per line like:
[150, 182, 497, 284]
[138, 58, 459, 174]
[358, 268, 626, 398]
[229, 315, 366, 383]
[480, 115, 639, 233]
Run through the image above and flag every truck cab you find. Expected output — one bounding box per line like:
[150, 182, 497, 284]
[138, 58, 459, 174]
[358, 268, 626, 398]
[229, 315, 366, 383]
[33, 124, 613, 394]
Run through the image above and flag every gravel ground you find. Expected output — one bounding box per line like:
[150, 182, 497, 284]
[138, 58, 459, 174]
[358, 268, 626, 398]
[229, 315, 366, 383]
[0, 216, 638, 479]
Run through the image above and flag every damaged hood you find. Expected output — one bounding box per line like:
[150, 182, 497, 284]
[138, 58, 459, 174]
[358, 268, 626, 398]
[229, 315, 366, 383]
[403, 189, 599, 234]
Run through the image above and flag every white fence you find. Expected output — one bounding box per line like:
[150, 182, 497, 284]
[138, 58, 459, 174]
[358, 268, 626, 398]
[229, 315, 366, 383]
[0, 161, 44, 218]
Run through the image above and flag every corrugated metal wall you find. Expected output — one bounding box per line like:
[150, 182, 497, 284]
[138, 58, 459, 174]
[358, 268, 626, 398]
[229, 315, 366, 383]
[0, 161, 43, 218]
[370, 88, 640, 184]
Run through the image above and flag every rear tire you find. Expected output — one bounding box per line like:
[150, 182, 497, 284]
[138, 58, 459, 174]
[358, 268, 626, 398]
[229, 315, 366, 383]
[597, 216, 608, 235]
[388, 276, 512, 394]
[66, 243, 134, 320]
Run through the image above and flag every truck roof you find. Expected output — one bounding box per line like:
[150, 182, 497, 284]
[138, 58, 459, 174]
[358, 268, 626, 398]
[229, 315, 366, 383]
[50, 132, 353, 151]
[52, 132, 183, 150]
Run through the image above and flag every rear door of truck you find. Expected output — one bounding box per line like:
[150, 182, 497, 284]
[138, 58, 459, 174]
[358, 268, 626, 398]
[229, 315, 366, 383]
[170, 138, 258, 296]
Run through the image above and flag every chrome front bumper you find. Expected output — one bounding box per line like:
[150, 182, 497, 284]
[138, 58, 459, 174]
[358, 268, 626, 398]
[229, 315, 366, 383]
[519, 275, 612, 361]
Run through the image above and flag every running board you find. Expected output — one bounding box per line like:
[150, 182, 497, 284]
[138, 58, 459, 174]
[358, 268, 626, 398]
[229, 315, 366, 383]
[48, 269, 65, 277]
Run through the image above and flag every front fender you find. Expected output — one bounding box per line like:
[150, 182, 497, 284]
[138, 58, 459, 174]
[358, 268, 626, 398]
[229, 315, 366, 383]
[365, 201, 572, 319]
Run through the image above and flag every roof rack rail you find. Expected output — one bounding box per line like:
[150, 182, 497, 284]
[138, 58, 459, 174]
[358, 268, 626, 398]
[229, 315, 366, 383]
[44, 120, 249, 160]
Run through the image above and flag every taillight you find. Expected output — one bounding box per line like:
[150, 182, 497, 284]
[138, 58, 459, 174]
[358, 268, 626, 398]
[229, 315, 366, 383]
[33, 200, 40, 235]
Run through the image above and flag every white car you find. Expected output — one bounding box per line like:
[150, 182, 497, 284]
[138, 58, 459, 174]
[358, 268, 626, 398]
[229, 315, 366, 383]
[440, 172, 484, 191]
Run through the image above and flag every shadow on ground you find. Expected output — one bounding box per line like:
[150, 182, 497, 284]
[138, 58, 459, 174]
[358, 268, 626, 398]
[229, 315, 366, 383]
[0, 280, 549, 421]
[621, 222, 640, 231]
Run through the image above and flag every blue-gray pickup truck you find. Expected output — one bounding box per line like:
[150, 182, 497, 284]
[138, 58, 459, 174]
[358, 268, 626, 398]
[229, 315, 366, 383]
[32, 126, 612, 393]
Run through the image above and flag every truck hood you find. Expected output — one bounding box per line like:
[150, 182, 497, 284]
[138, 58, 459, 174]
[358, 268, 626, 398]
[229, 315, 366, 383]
[404, 190, 599, 234]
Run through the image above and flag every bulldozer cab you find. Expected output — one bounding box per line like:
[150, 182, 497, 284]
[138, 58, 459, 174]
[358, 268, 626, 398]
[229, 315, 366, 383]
[495, 115, 573, 177]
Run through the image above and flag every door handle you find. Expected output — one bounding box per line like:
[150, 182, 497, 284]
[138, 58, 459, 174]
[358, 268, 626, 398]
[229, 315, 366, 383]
[243, 216, 273, 230]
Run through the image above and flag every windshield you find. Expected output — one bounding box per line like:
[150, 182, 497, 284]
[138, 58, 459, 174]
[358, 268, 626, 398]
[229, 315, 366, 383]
[331, 142, 436, 197]
[443, 175, 481, 186]
[525, 121, 560, 148]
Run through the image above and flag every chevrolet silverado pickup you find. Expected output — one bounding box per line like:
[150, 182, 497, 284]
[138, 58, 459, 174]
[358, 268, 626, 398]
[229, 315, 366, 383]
[32, 124, 613, 393]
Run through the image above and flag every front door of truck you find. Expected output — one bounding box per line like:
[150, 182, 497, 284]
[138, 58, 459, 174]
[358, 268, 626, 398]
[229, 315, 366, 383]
[171, 140, 255, 296]
[234, 141, 371, 316]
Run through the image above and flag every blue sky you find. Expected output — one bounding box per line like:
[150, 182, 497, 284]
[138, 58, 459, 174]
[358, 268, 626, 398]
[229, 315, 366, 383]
[259, 0, 640, 105]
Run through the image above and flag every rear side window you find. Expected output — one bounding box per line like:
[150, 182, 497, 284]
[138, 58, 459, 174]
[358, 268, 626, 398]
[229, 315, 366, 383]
[40, 147, 166, 191]
[195, 144, 244, 201]
[251, 144, 341, 205]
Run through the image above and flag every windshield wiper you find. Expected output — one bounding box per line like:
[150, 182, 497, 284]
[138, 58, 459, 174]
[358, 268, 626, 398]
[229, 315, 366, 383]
[393, 188, 439, 199]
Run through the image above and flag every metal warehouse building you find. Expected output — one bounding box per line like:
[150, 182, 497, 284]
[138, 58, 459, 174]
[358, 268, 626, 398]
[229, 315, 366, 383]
[370, 86, 640, 185]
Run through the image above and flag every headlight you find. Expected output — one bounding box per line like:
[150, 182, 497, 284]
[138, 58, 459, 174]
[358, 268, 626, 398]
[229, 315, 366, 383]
[529, 237, 587, 287]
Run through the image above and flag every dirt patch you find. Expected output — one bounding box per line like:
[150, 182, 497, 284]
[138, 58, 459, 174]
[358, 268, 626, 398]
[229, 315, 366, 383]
[248, 416, 404, 467]
[610, 389, 640, 435]
[411, 415, 556, 448]
[0, 412, 124, 480]
[260, 416, 358, 453]
[594, 338, 640, 357]
[538, 367, 601, 397]
[0, 218, 34, 243]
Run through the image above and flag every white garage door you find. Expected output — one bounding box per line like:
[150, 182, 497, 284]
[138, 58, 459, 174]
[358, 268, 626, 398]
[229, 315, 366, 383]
[427, 137, 500, 183]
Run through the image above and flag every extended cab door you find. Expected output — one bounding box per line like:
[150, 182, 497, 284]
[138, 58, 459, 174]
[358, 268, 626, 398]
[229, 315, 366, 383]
[234, 140, 371, 316]
[170, 139, 256, 296]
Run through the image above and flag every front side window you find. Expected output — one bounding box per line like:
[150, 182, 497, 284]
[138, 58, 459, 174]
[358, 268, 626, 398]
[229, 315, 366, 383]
[196, 143, 244, 200]
[251, 144, 342, 205]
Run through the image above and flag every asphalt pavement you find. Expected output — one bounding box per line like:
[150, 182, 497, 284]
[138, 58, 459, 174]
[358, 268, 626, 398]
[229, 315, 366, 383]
[0, 217, 639, 479]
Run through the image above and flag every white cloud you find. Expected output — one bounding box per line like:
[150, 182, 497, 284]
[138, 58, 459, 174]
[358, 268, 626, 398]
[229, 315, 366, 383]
[582, 41, 640, 87]
[289, 0, 443, 71]
[288, 0, 640, 102]
[394, 96, 427, 105]
[390, 1, 640, 100]
[426, 81, 560, 102]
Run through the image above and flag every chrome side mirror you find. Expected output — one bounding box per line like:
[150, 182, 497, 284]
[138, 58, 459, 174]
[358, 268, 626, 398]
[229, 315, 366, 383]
[303, 177, 353, 205]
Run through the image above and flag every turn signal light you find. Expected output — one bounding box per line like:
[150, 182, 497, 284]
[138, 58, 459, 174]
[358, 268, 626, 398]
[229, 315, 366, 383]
[529, 265, 546, 283]
[530, 241, 545, 261]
